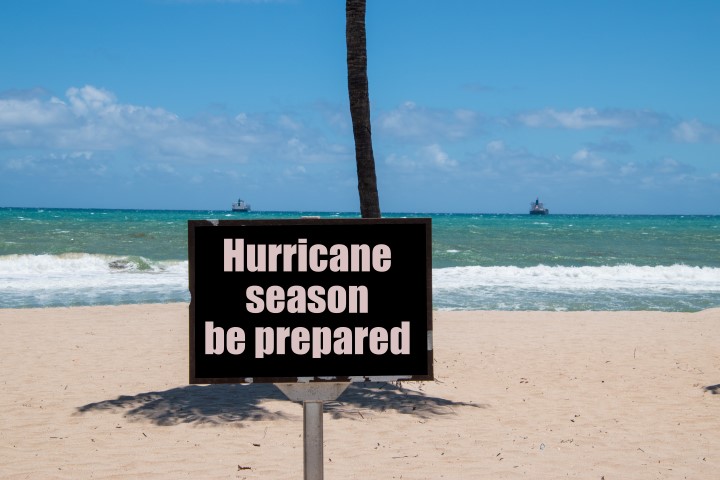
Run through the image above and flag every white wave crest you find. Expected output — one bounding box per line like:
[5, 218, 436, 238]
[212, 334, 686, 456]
[433, 264, 720, 293]
[0, 254, 188, 307]
[2, 255, 718, 309]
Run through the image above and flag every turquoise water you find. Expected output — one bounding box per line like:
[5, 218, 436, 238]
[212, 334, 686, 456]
[1, 207, 719, 311]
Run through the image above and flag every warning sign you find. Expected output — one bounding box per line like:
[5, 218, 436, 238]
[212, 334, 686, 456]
[188, 218, 432, 383]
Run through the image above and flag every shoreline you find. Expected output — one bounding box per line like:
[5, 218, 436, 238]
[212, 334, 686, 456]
[2, 304, 718, 478]
[3, 301, 719, 313]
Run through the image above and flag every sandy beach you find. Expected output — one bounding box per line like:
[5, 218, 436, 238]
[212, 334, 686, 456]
[1, 303, 718, 479]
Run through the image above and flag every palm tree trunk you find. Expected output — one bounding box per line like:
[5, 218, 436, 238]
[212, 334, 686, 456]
[346, 0, 381, 218]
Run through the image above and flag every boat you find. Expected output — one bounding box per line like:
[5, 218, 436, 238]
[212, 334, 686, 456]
[529, 198, 549, 215]
[232, 198, 251, 212]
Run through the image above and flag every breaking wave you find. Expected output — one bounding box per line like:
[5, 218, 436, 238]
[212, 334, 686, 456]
[0, 253, 189, 308]
[433, 264, 720, 311]
[2, 254, 718, 311]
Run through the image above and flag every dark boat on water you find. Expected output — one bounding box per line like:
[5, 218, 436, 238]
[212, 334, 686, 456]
[231, 198, 251, 212]
[530, 198, 549, 215]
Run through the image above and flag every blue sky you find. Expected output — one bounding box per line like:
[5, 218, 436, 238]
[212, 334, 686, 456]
[1, 0, 719, 214]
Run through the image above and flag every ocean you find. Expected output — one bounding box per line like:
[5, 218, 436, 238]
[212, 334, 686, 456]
[1, 207, 719, 311]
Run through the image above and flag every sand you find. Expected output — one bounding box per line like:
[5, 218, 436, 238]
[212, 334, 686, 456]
[1, 303, 718, 479]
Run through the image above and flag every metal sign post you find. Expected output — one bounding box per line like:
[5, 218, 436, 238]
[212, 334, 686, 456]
[275, 383, 350, 480]
[188, 218, 432, 478]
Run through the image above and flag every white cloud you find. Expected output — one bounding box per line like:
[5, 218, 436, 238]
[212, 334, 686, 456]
[0, 85, 185, 152]
[283, 165, 307, 177]
[518, 107, 664, 130]
[0, 97, 70, 127]
[278, 114, 302, 131]
[4, 156, 38, 172]
[66, 86, 115, 116]
[385, 144, 458, 171]
[657, 157, 680, 173]
[619, 162, 638, 176]
[572, 148, 589, 160]
[571, 148, 607, 169]
[468, 138, 708, 191]
[4, 150, 109, 178]
[672, 119, 720, 143]
[420, 144, 458, 169]
[486, 140, 505, 153]
[0, 85, 349, 171]
[134, 162, 178, 176]
[378, 101, 480, 141]
[385, 153, 417, 171]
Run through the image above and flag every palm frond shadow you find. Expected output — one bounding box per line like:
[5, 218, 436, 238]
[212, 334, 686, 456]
[76, 382, 485, 426]
[703, 384, 720, 394]
[76, 384, 290, 427]
[327, 382, 486, 419]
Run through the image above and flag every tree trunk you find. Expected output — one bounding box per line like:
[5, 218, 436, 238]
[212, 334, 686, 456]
[346, 0, 381, 218]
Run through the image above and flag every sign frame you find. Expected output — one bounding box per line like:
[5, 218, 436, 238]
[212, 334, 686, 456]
[188, 217, 433, 384]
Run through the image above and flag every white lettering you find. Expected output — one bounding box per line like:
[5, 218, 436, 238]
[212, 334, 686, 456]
[390, 321, 410, 354]
[309, 244, 327, 272]
[312, 327, 332, 358]
[369, 327, 389, 354]
[246, 285, 264, 313]
[255, 327, 275, 358]
[265, 285, 284, 313]
[329, 244, 348, 272]
[291, 327, 310, 355]
[242, 284, 368, 314]
[249, 323, 411, 358]
[223, 238, 244, 271]
[205, 321, 225, 354]
[373, 244, 392, 272]
[223, 238, 392, 273]
[286, 285, 306, 313]
[227, 327, 245, 355]
[204, 322, 246, 355]
[333, 327, 353, 354]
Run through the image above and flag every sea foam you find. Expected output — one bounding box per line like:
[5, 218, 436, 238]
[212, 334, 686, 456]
[432, 264, 720, 311]
[2, 254, 719, 310]
[0, 254, 188, 308]
[433, 264, 720, 293]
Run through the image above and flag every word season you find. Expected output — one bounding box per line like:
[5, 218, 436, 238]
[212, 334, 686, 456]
[223, 238, 392, 273]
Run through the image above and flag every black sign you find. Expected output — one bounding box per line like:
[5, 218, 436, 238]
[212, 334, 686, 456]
[189, 218, 433, 383]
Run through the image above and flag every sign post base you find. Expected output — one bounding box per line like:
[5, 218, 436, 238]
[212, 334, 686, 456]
[276, 383, 350, 480]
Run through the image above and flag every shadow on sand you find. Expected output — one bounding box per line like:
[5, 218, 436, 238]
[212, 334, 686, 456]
[704, 384, 720, 395]
[76, 382, 485, 427]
